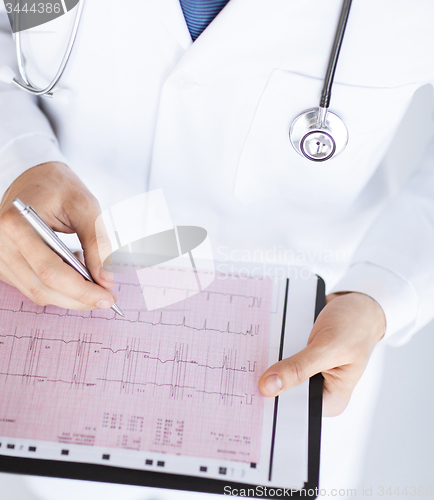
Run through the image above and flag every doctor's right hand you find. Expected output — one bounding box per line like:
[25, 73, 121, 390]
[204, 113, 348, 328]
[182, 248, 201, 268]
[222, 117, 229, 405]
[0, 162, 117, 311]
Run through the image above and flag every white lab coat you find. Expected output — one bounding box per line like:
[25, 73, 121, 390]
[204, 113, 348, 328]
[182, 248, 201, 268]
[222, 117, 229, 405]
[1, 0, 433, 346]
[1, 1, 434, 495]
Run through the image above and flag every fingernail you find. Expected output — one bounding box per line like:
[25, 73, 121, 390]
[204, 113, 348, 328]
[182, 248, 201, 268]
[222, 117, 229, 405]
[99, 267, 114, 283]
[97, 299, 112, 309]
[263, 374, 283, 396]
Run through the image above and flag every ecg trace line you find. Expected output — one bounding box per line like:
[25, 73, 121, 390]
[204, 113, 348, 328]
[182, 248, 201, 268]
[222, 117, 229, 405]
[0, 307, 262, 337]
[0, 334, 155, 358]
[0, 334, 258, 376]
[0, 376, 255, 401]
[0, 372, 97, 386]
[112, 351, 257, 373]
[94, 377, 253, 401]
[0, 333, 102, 347]
[0, 372, 49, 380]
[115, 281, 263, 307]
[101, 347, 150, 356]
[0, 338, 259, 403]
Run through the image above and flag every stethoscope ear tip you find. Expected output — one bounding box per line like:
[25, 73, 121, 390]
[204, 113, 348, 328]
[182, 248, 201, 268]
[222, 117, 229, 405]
[0, 66, 16, 84]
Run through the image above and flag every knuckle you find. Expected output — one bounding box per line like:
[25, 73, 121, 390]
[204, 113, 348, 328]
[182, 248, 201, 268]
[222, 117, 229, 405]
[0, 209, 17, 233]
[291, 359, 307, 386]
[86, 233, 99, 249]
[75, 291, 89, 305]
[96, 233, 112, 251]
[36, 263, 57, 286]
[29, 285, 48, 306]
[74, 287, 94, 306]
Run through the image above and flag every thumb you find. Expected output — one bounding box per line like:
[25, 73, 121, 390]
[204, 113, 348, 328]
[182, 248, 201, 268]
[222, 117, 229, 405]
[258, 342, 331, 397]
[66, 196, 114, 288]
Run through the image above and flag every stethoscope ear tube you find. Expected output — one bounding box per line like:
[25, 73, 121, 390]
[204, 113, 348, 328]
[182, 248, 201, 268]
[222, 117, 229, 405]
[289, 0, 353, 162]
[10, 0, 86, 97]
[320, 0, 353, 110]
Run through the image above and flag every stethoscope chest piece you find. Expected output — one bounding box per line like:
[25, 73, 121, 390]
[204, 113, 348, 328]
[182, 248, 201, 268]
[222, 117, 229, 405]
[290, 107, 348, 162]
[289, 0, 353, 162]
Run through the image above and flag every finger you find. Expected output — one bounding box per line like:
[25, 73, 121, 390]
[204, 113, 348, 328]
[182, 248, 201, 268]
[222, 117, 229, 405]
[0, 261, 19, 288]
[322, 370, 355, 417]
[64, 194, 114, 288]
[0, 253, 107, 311]
[258, 339, 342, 397]
[4, 223, 117, 309]
[321, 360, 367, 416]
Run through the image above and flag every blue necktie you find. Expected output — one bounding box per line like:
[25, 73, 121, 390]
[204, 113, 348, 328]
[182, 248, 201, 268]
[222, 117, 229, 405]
[179, 0, 230, 41]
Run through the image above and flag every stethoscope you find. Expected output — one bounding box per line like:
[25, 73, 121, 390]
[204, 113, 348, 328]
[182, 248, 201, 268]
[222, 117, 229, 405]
[0, 0, 85, 102]
[290, 0, 353, 162]
[0, 0, 352, 162]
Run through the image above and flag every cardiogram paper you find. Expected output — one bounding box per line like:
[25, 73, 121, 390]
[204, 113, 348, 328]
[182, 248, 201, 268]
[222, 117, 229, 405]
[0, 269, 272, 464]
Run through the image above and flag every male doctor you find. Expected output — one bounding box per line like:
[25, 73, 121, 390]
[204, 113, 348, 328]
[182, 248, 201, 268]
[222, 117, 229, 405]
[0, 0, 434, 495]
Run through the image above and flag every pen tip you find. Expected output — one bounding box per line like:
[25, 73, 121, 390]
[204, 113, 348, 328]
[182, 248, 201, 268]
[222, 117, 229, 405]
[112, 303, 125, 317]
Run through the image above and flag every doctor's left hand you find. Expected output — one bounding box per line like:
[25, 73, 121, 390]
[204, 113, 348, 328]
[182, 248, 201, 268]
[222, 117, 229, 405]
[258, 292, 386, 416]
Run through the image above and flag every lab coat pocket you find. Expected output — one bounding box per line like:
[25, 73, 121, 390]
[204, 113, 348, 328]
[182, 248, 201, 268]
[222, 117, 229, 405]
[234, 69, 419, 207]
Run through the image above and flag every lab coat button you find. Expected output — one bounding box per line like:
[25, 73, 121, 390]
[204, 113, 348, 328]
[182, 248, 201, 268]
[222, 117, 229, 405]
[171, 72, 195, 90]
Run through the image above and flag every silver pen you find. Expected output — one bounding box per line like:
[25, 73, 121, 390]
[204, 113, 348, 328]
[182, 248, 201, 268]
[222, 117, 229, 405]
[13, 198, 124, 317]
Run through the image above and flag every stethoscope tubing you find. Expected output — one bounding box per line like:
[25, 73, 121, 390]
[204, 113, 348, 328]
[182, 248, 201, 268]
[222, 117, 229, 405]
[320, 0, 353, 110]
[12, 0, 85, 97]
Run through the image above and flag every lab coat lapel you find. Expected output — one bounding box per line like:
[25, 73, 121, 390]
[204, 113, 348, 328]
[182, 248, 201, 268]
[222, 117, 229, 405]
[169, 0, 358, 84]
[168, 0, 322, 75]
[150, 0, 192, 50]
[149, 0, 251, 65]
[168, 0, 262, 71]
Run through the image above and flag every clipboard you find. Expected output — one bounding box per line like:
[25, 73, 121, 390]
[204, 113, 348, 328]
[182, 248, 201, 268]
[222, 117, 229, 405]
[0, 269, 325, 499]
